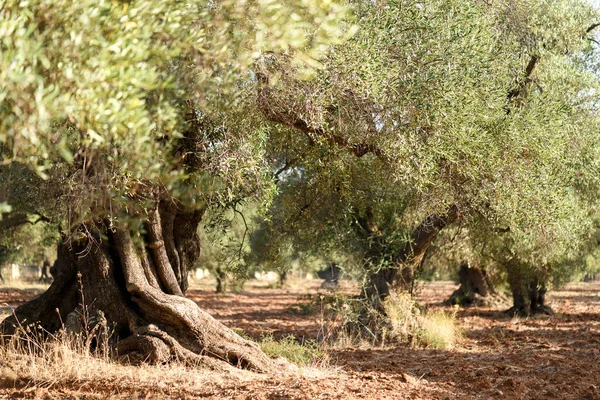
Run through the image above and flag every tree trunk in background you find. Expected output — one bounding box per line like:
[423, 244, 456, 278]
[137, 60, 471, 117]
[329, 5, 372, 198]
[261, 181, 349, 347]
[39, 260, 52, 282]
[215, 266, 226, 293]
[362, 205, 459, 302]
[317, 263, 341, 288]
[278, 270, 288, 288]
[583, 272, 599, 282]
[505, 263, 553, 317]
[1, 198, 280, 373]
[527, 279, 551, 314]
[447, 263, 495, 306]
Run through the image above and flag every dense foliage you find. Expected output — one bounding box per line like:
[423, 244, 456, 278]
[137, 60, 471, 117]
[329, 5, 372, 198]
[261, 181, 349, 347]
[0, 0, 348, 227]
[254, 0, 600, 294]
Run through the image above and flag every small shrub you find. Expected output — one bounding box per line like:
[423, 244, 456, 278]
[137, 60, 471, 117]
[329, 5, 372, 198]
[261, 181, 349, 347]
[259, 335, 328, 366]
[294, 290, 460, 349]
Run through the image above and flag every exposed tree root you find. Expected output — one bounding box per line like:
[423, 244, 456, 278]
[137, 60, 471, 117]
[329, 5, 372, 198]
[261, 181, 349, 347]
[505, 303, 554, 318]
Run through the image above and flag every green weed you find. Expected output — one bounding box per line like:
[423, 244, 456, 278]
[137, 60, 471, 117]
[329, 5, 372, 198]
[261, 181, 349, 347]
[259, 335, 328, 366]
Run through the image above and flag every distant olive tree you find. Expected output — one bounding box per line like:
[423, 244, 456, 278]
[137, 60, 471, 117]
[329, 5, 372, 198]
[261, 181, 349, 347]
[256, 0, 600, 309]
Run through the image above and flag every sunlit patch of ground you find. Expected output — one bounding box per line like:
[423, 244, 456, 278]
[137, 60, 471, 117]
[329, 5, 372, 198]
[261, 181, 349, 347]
[0, 284, 48, 322]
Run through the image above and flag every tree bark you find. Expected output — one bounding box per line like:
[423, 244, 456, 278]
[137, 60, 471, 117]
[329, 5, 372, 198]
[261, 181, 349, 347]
[362, 205, 459, 302]
[505, 262, 553, 317]
[1, 201, 280, 373]
[447, 262, 497, 306]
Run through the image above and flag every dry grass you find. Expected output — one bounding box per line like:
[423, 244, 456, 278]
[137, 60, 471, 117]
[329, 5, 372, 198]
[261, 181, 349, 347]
[384, 292, 460, 349]
[417, 309, 461, 349]
[0, 330, 261, 397]
[310, 291, 460, 350]
[0, 279, 339, 398]
[0, 321, 337, 399]
[383, 292, 419, 344]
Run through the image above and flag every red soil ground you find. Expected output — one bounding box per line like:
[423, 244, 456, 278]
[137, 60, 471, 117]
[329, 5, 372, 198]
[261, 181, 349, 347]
[1, 279, 599, 399]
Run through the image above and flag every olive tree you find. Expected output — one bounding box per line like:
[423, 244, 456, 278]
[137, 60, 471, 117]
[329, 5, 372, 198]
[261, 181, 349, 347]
[255, 0, 600, 305]
[0, 0, 348, 372]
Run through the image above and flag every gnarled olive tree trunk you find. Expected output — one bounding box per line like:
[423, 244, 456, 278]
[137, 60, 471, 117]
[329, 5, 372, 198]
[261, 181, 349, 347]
[446, 262, 503, 307]
[1, 199, 279, 373]
[361, 205, 459, 302]
[505, 262, 553, 317]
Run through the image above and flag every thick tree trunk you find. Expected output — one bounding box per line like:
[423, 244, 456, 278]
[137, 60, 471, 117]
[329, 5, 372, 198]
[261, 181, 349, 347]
[1, 199, 280, 373]
[362, 205, 459, 302]
[505, 263, 553, 317]
[447, 263, 498, 306]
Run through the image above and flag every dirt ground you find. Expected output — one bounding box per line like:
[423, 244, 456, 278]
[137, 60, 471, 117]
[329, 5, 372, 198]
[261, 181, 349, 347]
[1, 279, 599, 399]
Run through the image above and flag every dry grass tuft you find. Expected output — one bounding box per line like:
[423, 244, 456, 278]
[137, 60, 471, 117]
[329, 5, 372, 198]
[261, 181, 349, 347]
[417, 309, 461, 349]
[384, 292, 461, 349]
[384, 292, 419, 343]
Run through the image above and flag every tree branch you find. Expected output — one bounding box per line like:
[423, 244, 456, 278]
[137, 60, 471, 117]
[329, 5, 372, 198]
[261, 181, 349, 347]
[586, 23, 600, 33]
[290, 118, 384, 158]
[258, 77, 384, 159]
[506, 55, 538, 114]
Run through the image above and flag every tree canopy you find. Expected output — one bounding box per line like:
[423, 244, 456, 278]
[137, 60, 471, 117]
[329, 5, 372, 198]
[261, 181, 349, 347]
[0, 0, 349, 226]
[253, 0, 600, 296]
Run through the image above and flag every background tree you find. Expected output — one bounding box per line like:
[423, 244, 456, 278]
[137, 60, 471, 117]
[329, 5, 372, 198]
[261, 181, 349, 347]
[255, 0, 600, 307]
[196, 201, 267, 292]
[0, 163, 58, 274]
